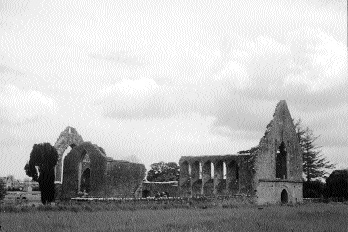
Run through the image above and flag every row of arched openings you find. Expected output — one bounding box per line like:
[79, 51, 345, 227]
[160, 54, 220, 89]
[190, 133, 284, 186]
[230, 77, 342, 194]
[180, 160, 239, 195]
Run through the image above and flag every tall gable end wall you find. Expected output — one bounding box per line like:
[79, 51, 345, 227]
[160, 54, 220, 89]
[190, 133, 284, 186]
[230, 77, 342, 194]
[255, 101, 302, 182]
[254, 101, 303, 204]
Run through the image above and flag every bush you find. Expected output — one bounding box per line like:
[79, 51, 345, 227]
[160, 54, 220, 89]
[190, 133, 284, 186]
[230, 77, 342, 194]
[0, 179, 7, 201]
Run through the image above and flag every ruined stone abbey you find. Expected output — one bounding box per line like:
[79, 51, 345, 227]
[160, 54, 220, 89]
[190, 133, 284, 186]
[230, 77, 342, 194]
[53, 100, 303, 204]
[179, 100, 303, 204]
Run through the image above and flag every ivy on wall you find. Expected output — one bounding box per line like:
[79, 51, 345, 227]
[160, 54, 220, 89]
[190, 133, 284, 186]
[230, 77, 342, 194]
[106, 162, 146, 198]
[61, 142, 107, 199]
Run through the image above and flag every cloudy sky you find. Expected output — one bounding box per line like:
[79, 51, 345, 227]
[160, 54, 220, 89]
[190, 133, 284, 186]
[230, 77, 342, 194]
[0, 0, 347, 179]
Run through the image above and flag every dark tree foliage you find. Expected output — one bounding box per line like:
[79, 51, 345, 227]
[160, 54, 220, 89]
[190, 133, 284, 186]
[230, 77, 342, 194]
[294, 119, 335, 182]
[147, 162, 180, 182]
[325, 169, 348, 200]
[0, 178, 6, 200]
[303, 180, 326, 198]
[24, 143, 58, 204]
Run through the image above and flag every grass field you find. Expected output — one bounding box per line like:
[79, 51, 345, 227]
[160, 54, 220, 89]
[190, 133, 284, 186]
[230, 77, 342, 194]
[1, 201, 348, 232]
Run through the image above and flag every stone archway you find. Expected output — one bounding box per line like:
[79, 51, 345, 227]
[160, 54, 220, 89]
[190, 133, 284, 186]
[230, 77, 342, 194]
[54, 126, 84, 183]
[281, 189, 288, 204]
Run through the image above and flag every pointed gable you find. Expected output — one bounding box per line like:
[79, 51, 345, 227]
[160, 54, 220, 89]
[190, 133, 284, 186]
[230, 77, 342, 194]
[255, 100, 302, 181]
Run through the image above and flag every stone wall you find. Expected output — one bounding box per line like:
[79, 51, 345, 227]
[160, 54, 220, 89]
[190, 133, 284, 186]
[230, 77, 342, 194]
[253, 100, 303, 204]
[61, 142, 107, 199]
[105, 161, 146, 198]
[141, 181, 179, 197]
[254, 100, 303, 182]
[256, 180, 303, 204]
[54, 127, 146, 199]
[178, 101, 303, 205]
[54, 126, 84, 182]
[179, 155, 253, 197]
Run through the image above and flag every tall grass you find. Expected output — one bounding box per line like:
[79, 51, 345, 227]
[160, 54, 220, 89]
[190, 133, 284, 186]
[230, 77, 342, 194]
[1, 202, 348, 231]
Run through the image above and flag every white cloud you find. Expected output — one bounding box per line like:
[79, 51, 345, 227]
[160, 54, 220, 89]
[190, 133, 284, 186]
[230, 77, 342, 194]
[0, 84, 57, 124]
[0, 0, 347, 179]
[215, 60, 250, 90]
[285, 27, 347, 92]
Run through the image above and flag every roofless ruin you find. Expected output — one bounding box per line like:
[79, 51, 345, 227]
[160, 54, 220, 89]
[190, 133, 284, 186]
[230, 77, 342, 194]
[179, 100, 303, 204]
[53, 100, 303, 204]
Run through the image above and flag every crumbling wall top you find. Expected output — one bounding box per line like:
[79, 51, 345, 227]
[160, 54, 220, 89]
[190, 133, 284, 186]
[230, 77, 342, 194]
[54, 126, 84, 158]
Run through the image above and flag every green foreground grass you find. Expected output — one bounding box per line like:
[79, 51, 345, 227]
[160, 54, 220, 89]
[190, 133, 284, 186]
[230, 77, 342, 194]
[1, 201, 348, 232]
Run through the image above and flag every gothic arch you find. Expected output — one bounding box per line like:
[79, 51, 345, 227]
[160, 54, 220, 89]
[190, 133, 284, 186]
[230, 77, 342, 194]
[54, 126, 84, 183]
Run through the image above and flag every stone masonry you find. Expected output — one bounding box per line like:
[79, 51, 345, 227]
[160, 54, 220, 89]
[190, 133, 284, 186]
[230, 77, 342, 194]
[54, 126, 84, 183]
[54, 127, 145, 199]
[179, 100, 303, 204]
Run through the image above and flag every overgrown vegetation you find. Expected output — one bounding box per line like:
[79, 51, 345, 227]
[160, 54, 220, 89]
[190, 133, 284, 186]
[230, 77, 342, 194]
[61, 142, 108, 199]
[24, 143, 58, 205]
[106, 162, 146, 197]
[147, 162, 180, 182]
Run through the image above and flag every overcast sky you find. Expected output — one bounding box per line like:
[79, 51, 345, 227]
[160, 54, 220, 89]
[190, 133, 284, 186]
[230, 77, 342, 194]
[0, 0, 347, 179]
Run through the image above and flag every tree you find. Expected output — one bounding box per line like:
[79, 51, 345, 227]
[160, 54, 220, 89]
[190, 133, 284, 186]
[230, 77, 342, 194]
[294, 119, 335, 182]
[0, 178, 6, 201]
[147, 162, 180, 182]
[325, 169, 348, 200]
[24, 143, 58, 204]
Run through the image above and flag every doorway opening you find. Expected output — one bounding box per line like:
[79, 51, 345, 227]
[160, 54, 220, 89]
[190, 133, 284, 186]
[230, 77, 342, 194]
[281, 189, 288, 204]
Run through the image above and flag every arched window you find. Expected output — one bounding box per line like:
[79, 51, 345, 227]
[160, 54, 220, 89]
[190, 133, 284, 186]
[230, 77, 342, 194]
[276, 141, 287, 179]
